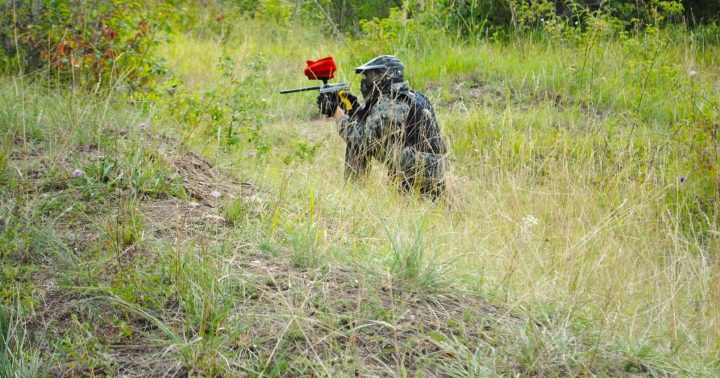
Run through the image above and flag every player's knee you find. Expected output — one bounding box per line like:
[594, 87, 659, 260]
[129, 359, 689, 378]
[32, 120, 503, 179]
[400, 146, 417, 172]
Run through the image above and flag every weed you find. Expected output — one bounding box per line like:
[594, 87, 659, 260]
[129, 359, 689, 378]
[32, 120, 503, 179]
[385, 225, 453, 294]
[172, 244, 238, 375]
[288, 222, 324, 270]
[0, 149, 11, 187]
[72, 143, 184, 199]
[0, 304, 48, 377]
[258, 241, 275, 257]
[122, 141, 184, 197]
[56, 314, 115, 376]
[106, 196, 144, 252]
[224, 197, 251, 226]
[282, 138, 320, 165]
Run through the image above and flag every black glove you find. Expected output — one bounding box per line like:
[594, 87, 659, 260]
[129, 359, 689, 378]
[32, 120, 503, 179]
[317, 93, 339, 117]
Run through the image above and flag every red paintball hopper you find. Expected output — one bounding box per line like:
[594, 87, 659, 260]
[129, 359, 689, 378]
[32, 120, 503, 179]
[304, 56, 336, 82]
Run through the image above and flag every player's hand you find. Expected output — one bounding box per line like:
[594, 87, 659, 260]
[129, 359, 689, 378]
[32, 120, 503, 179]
[317, 93, 339, 117]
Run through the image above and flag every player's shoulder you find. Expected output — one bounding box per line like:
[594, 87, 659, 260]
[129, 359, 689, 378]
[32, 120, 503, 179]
[376, 95, 411, 114]
[408, 90, 434, 108]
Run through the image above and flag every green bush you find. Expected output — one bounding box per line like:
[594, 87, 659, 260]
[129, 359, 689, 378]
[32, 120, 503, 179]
[0, 0, 174, 91]
[163, 54, 270, 152]
[374, 0, 697, 41]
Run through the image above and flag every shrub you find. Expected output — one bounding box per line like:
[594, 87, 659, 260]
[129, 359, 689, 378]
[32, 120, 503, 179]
[163, 54, 270, 152]
[0, 0, 174, 91]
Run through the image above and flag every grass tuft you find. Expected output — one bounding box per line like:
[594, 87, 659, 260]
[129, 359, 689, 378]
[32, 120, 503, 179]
[385, 225, 454, 295]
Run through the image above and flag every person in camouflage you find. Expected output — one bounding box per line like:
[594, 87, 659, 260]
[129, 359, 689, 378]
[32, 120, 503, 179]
[317, 55, 448, 199]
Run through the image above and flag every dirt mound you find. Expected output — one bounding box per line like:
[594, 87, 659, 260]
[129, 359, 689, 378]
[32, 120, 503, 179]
[144, 134, 259, 241]
[155, 135, 256, 206]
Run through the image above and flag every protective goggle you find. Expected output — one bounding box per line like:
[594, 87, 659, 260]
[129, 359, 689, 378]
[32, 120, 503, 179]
[361, 70, 386, 81]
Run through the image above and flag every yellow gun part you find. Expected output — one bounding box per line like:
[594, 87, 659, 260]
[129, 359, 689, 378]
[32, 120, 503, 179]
[338, 90, 353, 112]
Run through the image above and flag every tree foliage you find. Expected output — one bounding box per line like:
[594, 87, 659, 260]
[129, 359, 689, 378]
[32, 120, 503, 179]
[0, 0, 174, 90]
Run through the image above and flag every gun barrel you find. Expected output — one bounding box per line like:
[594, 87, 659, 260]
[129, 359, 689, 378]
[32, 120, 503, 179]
[280, 85, 323, 94]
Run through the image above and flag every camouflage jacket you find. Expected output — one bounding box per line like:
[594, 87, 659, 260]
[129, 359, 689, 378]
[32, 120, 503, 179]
[336, 81, 447, 197]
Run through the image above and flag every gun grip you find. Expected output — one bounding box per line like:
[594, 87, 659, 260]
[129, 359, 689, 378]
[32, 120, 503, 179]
[338, 90, 353, 112]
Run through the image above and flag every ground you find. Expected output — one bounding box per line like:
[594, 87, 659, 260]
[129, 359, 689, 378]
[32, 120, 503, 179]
[3, 127, 662, 376]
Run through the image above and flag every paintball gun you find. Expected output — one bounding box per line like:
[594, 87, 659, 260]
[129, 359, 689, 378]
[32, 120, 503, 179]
[280, 56, 355, 112]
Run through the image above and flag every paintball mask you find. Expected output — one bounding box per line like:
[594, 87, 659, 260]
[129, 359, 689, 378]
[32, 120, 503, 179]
[355, 55, 404, 101]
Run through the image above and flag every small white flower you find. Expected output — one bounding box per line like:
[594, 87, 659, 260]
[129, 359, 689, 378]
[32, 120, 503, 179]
[520, 215, 539, 240]
[522, 215, 539, 227]
[210, 190, 221, 198]
[72, 168, 84, 178]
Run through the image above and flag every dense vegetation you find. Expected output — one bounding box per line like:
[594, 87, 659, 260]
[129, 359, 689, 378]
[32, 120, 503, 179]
[1, 0, 718, 376]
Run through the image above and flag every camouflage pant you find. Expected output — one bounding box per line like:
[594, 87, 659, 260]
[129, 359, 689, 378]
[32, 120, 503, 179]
[395, 146, 446, 200]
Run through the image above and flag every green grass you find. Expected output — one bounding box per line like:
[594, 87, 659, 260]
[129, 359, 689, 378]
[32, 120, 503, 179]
[1, 12, 719, 377]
